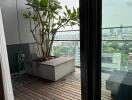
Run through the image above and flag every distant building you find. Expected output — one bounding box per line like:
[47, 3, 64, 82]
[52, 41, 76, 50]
[102, 53, 121, 72]
[128, 53, 132, 72]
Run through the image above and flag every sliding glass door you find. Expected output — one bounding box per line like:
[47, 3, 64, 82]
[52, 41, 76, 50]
[101, 0, 132, 100]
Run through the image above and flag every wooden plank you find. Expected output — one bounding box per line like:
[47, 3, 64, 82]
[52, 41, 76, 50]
[12, 69, 112, 100]
[26, 83, 78, 100]
[35, 81, 81, 95]
[14, 88, 33, 100]
[14, 86, 48, 100]
[30, 82, 81, 99]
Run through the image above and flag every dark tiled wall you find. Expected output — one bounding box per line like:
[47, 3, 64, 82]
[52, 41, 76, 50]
[7, 44, 30, 73]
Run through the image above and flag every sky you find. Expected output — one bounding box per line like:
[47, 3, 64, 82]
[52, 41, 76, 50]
[102, 0, 132, 28]
[58, 0, 79, 30]
[59, 0, 79, 9]
[59, 0, 132, 28]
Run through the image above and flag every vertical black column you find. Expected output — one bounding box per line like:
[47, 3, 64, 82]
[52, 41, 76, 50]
[80, 0, 102, 100]
[0, 64, 4, 100]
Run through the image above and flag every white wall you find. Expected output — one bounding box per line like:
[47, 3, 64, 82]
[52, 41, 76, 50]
[0, 0, 34, 45]
[0, 0, 19, 45]
[17, 0, 34, 44]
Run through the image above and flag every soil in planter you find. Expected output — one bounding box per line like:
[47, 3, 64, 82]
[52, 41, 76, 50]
[32, 56, 57, 63]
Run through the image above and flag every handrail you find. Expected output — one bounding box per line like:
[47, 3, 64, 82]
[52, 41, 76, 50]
[57, 26, 132, 32]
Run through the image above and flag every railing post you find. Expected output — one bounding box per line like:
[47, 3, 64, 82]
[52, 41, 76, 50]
[80, 0, 102, 99]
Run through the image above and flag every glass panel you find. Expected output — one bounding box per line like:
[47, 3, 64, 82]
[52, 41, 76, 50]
[102, 0, 132, 27]
[102, 27, 132, 40]
[102, 0, 132, 100]
[101, 40, 132, 100]
[58, 25, 79, 31]
[102, 41, 132, 72]
[52, 41, 80, 66]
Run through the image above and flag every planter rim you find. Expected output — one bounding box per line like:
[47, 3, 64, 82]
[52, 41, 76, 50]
[40, 56, 74, 66]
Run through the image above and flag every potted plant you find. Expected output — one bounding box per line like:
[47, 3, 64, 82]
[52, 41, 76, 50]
[23, 0, 79, 81]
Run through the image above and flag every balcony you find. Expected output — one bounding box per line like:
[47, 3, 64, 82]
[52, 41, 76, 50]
[12, 68, 113, 100]
[12, 68, 81, 100]
[5, 25, 131, 100]
[10, 26, 132, 100]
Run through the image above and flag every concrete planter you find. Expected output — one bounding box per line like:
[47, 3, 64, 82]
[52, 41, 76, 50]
[25, 56, 75, 81]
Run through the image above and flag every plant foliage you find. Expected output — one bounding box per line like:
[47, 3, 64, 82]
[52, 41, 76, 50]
[23, 0, 79, 60]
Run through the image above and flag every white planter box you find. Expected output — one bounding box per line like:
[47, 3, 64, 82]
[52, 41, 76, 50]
[25, 56, 75, 81]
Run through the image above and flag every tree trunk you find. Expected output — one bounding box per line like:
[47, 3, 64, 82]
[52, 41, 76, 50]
[48, 41, 53, 57]
[40, 44, 45, 59]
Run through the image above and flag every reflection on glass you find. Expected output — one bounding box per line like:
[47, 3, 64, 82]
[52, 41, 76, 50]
[102, 0, 132, 99]
[102, 28, 132, 100]
[102, 27, 132, 40]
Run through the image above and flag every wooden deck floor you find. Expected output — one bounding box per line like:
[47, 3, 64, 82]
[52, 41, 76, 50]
[101, 73, 112, 100]
[12, 69, 112, 100]
[13, 68, 81, 100]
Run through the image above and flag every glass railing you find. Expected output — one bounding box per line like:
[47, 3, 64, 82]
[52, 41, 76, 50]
[102, 26, 132, 40]
[52, 30, 80, 66]
[29, 26, 132, 69]
[52, 41, 80, 66]
[101, 26, 132, 100]
[102, 26, 132, 72]
[52, 26, 132, 70]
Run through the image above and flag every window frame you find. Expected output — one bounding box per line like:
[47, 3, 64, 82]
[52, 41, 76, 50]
[0, 0, 103, 99]
[80, 0, 102, 99]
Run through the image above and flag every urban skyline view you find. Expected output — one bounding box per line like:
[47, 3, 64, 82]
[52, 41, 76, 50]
[52, 26, 132, 68]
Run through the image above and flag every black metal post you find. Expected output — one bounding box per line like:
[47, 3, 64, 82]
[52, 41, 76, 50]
[80, 0, 102, 99]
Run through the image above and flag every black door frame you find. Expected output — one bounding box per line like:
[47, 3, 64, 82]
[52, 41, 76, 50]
[80, 0, 102, 100]
[0, 64, 4, 100]
[0, 0, 102, 99]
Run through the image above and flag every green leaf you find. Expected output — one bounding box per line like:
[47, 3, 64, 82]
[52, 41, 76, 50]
[45, 27, 49, 32]
[70, 21, 76, 26]
[52, 24, 56, 27]
[23, 13, 30, 18]
[26, 7, 31, 9]
[63, 12, 67, 16]
[70, 12, 76, 19]
[43, 11, 47, 16]
[61, 18, 67, 23]
[73, 7, 76, 14]
[51, 6, 58, 11]
[40, 0, 48, 7]
[28, 11, 31, 16]
[77, 8, 79, 15]
[67, 9, 71, 14]
[54, 11, 58, 15]
[32, 16, 38, 21]
[51, 29, 57, 33]
[59, 16, 61, 20]
[32, 0, 40, 7]
[65, 5, 68, 10]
